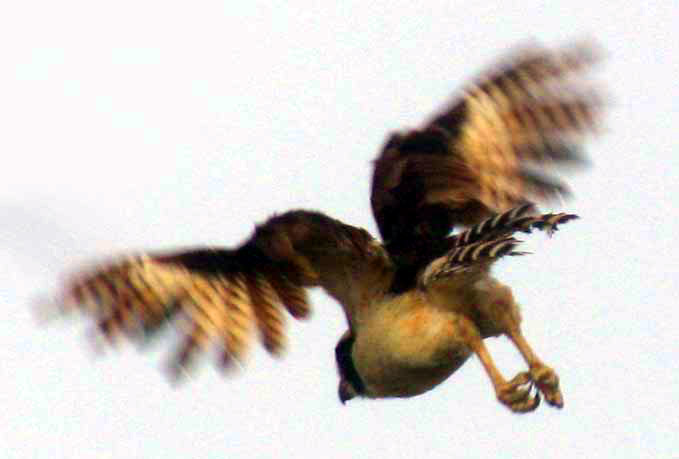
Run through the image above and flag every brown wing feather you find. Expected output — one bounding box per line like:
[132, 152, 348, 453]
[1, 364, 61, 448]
[371, 41, 603, 249]
[60, 211, 392, 377]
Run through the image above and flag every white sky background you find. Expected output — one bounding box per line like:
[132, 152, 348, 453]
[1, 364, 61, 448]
[2, 1, 678, 458]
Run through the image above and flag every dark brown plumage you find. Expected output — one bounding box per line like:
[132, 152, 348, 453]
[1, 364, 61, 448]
[371, 41, 599, 254]
[56, 41, 604, 413]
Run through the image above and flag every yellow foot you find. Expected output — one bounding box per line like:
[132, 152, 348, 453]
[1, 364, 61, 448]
[531, 364, 563, 408]
[497, 372, 540, 413]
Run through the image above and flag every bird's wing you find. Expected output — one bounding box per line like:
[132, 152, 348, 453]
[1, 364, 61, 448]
[59, 210, 391, 377]
[371, 41, 603, 248]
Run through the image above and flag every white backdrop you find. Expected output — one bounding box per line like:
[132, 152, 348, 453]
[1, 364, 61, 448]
[2, 1, 677, 458]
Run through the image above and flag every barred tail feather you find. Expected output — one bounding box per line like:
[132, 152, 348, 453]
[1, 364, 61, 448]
[453, 203, 535, 246]
[421, 237, 523, 286]
[452, 204, 578, 247]
[422, 205, 579, 286]
[450, 237, 522, 264]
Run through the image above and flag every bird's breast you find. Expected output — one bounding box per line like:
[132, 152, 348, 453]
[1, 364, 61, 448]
[352, 291, 472, 398]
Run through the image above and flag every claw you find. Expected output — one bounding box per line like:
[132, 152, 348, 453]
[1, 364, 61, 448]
[497, 372, 540, 413]
[531, 364, 564, 408]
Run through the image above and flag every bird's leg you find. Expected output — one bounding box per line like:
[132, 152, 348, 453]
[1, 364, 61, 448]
[457, 315, 539, 413]
[469, 334, 540, 413]
[473, 278, 563, 408]
[506, 327, 563, 408]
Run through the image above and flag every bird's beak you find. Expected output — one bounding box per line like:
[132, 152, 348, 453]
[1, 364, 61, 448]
[338, 379, 357, 404]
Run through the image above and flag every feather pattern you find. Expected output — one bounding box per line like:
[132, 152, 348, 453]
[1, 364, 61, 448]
[371, 41, 602, 253]
[53, 41, 604, 407]
[61, 211, 391, 375]
[420, 206, 579, 286]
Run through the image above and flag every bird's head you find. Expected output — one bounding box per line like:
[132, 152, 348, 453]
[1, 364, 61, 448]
[335, 330, 365, 404]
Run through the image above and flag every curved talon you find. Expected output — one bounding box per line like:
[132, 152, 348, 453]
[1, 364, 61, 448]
[497, 372, 540, 413]
[531, 364, 564, 408]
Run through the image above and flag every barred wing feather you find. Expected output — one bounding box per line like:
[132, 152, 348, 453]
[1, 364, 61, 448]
[61, 211, 391, 377]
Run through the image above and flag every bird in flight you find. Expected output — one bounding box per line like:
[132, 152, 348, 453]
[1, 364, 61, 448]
[58, 41, 603, 413]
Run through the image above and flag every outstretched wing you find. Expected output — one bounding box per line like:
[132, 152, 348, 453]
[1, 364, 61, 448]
[59, 211, 392, 376]
[371, 41, 602, 250]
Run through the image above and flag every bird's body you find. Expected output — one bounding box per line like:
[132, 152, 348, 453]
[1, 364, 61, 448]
[342, 248, 516, 399]
[56, 41, 604, 413]
[353, 289, 475, 398]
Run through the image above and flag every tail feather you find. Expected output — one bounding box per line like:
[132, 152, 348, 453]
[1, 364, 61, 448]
[451, 237, 522, 264]
[421, 205, 578, 286]
[421, 237, 523, 285]
[452, 204, 578, 247]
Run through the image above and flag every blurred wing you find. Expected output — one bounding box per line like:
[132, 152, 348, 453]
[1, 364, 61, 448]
[371, 40, 603, 248]
[60, 210, 391, 377]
